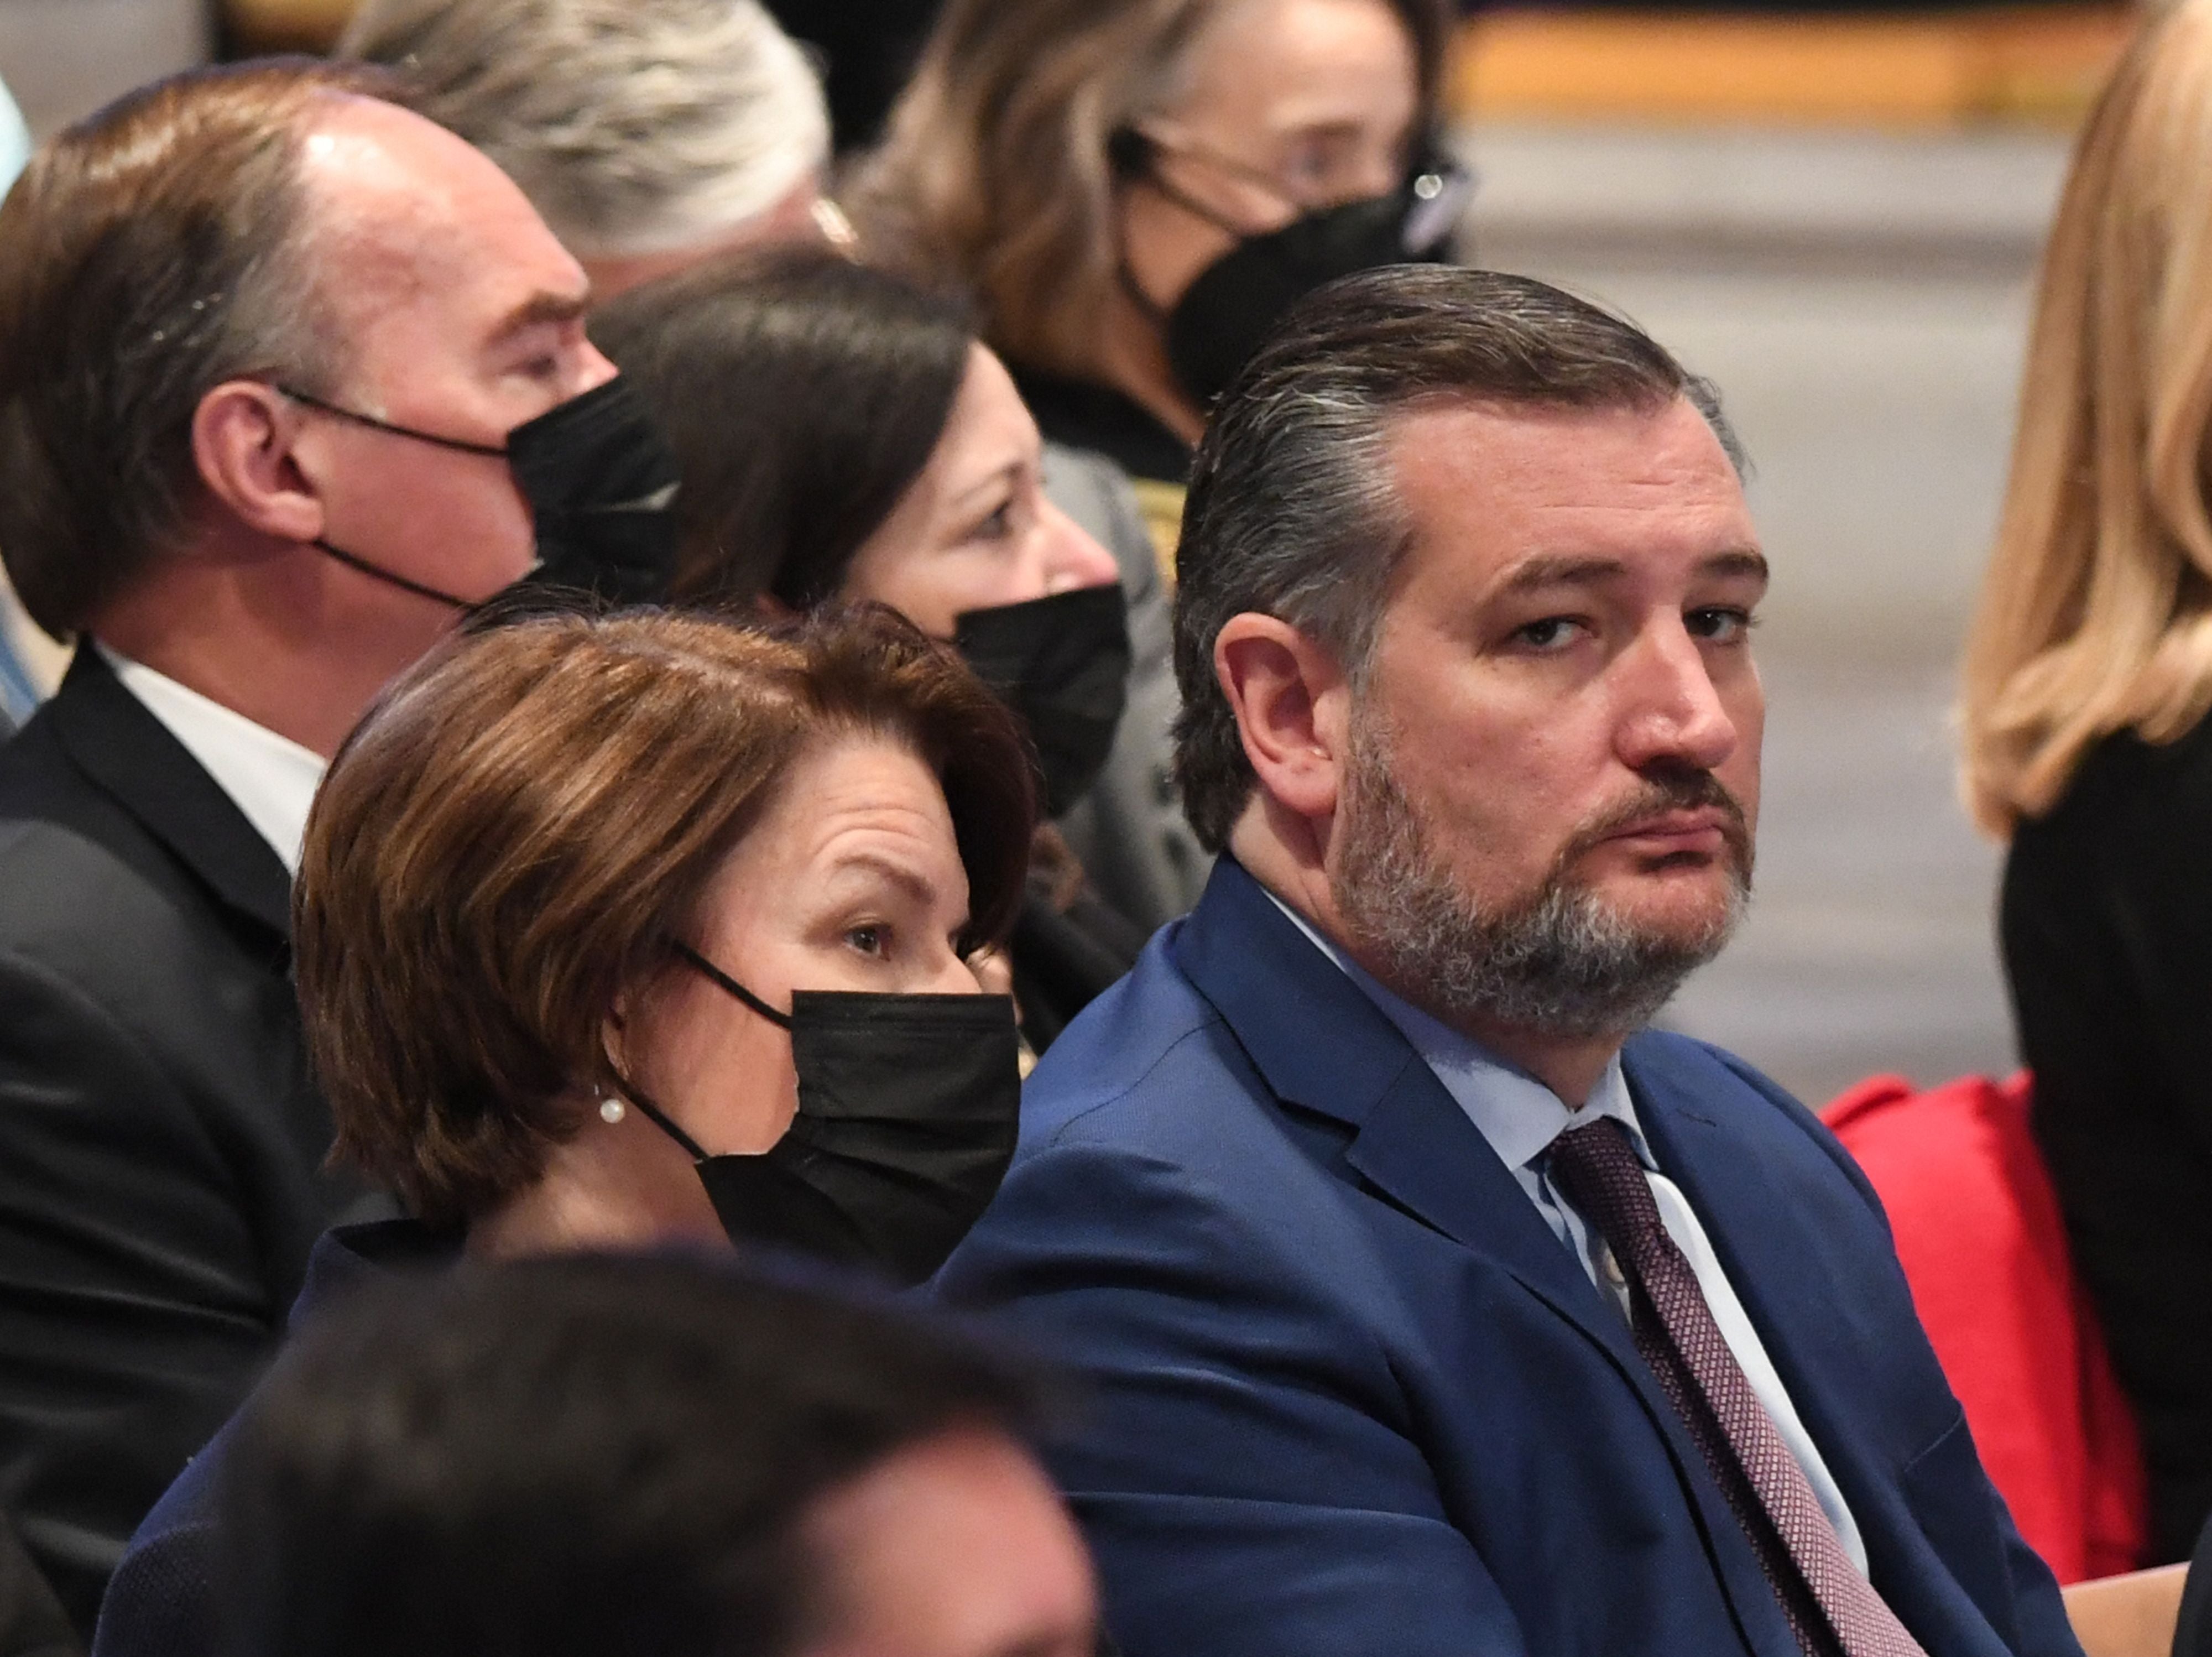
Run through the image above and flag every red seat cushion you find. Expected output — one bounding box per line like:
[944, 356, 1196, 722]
[1823, 1072, 2147, 1582]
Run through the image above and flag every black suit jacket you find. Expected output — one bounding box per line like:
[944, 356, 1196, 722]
[0, 649, 378, 1638]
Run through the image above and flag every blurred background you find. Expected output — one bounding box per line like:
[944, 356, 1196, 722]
[0, 0, 2135, 1103]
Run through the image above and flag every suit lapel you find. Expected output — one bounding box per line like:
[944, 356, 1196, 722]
[48, 645, 293, 942]
[1175, 863, 1807, 1656]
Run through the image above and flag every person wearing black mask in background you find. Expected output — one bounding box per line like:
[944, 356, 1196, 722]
[95, 605, 1038, 1657]
[592, 250, 1151, 1052]
[847, 0, 1460, 566]
[0, 62, 680, 1638]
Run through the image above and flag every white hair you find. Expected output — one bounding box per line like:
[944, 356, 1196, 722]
[340, 0, 831, 258]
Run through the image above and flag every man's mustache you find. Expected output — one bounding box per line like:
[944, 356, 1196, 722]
[1561, 767, 1754, 875]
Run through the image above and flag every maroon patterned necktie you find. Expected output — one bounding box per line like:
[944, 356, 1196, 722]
[1546, 1117, 1926, 1657]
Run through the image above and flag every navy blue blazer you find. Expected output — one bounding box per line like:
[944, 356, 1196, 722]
[936, 859, 2081, 1657]
[90, 1222, 454, 1657]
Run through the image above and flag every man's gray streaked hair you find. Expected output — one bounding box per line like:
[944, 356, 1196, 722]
[340, 0, 830, 259]
[1169, 264, 1745, 852]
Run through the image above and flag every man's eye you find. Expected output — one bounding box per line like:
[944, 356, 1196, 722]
[1688, 607, 1755, 644]
[1512, 617, 1583, 650]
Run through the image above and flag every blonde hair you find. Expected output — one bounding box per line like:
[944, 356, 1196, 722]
[1961, 0, 2212, 835]
[845, 0, 1451, 382]
[340, 0, 828, 259]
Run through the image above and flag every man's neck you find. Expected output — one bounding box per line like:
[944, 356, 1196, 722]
[1229, 810, 1626, 1109]
[90, 532, 438, 759]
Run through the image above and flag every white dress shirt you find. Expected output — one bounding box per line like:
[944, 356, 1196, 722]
[1265, 890, 1869, 1571]
[100, 645, 327, 875]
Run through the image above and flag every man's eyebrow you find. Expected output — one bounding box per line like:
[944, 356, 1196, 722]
[1494, 549, 1770, 595]
[1497, 555, 1631, 595]
[1698, 549, 1770, 585]
[488, 289, 589, 343]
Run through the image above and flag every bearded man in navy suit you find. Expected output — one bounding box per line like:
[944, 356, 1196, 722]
[936, 265, 2082, 1657]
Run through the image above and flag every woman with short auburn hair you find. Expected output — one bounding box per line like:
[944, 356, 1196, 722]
[297, 602, 1032, 1258]
[846, 0, 1460, 557]
[100, 606, 1038, 1657]
[1960, 0, 2212, 1564]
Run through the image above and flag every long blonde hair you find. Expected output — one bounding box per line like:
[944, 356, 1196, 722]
[843, 0, 1451, 382]
[1963, 0, 2212, 835]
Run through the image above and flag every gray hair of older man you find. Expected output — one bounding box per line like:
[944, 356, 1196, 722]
[1169, 264, 1746, 853]
[339, 0, 829, 260]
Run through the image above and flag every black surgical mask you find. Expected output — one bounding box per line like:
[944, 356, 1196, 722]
[280, 376, 682, 610]
[1114, 134, 1474, 409]
[623, 943, 1021, 1286]
[953, 584, 1132, 818]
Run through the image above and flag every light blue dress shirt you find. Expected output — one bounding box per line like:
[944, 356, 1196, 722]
[1264, 890, 1870, 1571]
[0, 77, 38, 730]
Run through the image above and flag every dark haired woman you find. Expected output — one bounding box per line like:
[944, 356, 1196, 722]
[592, 250, 1173, 1049]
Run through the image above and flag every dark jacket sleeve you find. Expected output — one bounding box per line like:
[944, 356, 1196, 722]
[939, 1137, 1530, 1657]
[0, 1513, 78, 1657]
[0, 951, 281, 1636]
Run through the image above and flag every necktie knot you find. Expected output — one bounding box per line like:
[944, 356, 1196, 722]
[1546, 1114, 1666, 1273]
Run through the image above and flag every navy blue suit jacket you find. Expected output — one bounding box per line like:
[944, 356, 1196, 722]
[936, 859, 2081, 1657]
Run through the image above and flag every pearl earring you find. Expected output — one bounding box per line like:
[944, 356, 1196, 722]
[598, 1093, 626, 1125]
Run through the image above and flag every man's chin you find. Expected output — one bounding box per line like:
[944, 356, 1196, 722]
[1583, 868, 1746, 951]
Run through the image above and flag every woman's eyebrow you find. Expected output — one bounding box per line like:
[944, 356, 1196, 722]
[947, 459, 1025, 513]
[822, 850, 940, 909]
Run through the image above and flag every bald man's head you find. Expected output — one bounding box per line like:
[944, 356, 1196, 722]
[0, 61, 595, 641]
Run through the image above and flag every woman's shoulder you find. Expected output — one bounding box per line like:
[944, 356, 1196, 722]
[2034, 710, 2212, 838]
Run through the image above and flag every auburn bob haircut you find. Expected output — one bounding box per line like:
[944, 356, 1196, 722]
[295, 605, 1034, 1228]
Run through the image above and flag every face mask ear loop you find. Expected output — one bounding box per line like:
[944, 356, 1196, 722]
[275, 384, 510, 458]
[308, 539, 480, 612]
[670, 941, 796, 1030]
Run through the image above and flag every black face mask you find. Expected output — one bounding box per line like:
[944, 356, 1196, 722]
[953, 584, 1132, 819]
[1115, 136, 1474, 409]
[623, 943, 1022, 1287]
[280, 376, 682, 611]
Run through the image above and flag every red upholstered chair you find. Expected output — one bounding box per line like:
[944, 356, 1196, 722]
[1822, 1072, 2148, 1583]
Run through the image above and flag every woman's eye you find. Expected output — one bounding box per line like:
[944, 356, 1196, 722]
[845, 924, 887, 957]
[968, 502, 1016, 542]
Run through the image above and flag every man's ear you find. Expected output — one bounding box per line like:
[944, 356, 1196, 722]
[190, 380, 326, 544]
[1214, 613, 1350, 825]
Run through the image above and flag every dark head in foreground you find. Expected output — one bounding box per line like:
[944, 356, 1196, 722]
[220, 1252, 1099, 1657]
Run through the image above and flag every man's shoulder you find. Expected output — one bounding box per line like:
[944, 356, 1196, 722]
[1017, 924, 1254, 1150]
[0, 762, 222, 989]
[1624, 1028, 1886, 1220]
[1624, 1029, 1839, 1139]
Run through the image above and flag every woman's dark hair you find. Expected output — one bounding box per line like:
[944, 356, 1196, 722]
[589, 248, 977, 611]
[219, 1252, 1053, 1657]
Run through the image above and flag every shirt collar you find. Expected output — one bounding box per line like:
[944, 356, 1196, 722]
[1259, 887, 1648, 1173]
[96, 644, 327, 876]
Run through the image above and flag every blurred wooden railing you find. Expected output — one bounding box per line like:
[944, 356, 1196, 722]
[225, 1, 2137, 128]
[1452, 4, 2136, 127]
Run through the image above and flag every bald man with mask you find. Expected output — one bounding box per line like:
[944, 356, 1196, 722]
[0, 62, 677, 1633]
